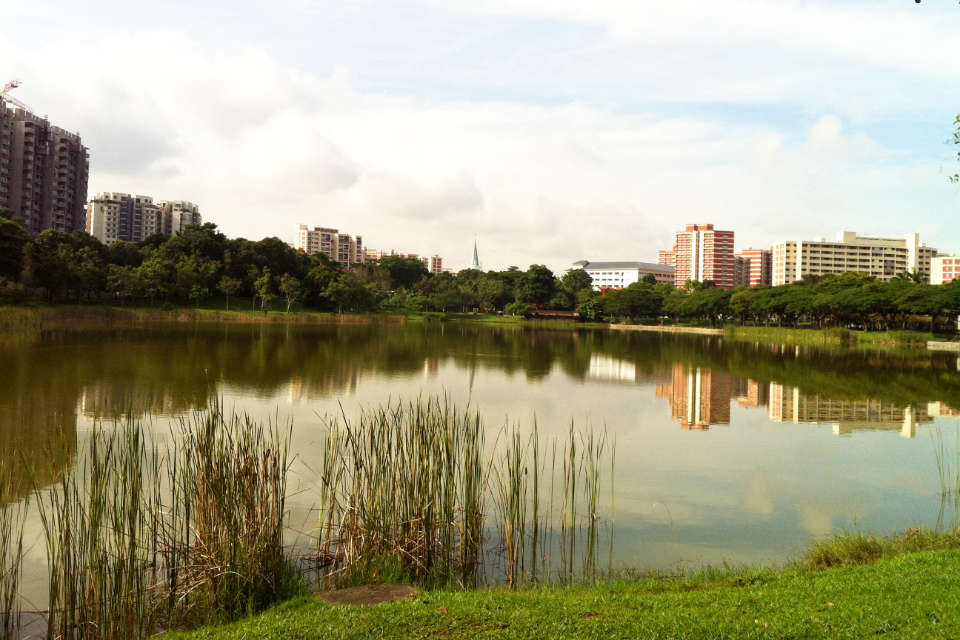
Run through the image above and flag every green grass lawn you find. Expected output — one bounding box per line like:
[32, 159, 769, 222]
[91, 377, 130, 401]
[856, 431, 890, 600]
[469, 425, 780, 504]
[169, 549, 960, 640]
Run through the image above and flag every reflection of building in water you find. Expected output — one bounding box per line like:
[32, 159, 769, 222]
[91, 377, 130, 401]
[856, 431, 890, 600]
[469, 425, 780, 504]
[734, 378, 769, 408]
[928, 401, 960, 418]
[769, 383, 931, 438]
[588, 354, 671, 385]
[287, 372, 359, 402]
[656, 364, 733, 430]
[423, 357, 440, 379]
[80, 382, 208, 418]
[0, 395, 77, 503]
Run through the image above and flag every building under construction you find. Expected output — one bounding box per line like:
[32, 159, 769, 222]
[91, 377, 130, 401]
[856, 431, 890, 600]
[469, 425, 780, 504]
[0, 80, 89, 235]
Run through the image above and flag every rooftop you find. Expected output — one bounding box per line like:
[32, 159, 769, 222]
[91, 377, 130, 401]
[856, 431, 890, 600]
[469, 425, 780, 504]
[572, 260, 675, 272]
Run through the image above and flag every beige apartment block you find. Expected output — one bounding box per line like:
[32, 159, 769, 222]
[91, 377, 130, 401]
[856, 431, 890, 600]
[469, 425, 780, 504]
[771, 231, 938, 285]
[0, 99, 89, 234]
[86, 193, 201, 244]
[158, 200, 201, 235]
[296, 225, 364, 267]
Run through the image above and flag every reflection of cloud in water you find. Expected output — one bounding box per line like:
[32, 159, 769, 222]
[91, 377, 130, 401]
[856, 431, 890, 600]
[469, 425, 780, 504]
[798, 503, 835, 537]
[797, 498, 870, 537]
[741, 470, 775, 516]
[3, 323, 959, 581]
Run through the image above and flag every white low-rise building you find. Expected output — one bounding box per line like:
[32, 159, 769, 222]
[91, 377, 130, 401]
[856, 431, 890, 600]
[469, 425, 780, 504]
[930, 255, 960, 285]
[570, 260, 675, 289]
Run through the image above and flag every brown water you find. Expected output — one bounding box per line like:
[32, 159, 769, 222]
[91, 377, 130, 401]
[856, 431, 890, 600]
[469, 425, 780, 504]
[3, 322, 960, 602]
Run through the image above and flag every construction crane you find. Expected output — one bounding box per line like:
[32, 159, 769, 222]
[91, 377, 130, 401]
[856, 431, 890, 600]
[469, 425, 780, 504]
[0, 79, 33, 112]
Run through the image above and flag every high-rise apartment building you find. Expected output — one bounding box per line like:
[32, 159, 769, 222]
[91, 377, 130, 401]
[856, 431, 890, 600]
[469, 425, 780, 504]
[159, 200, 202, 235]
[86, 193, 201, 244]
[0, 98, 89, 234]
[657, 249, 676, 267]
[295, 225, 364, 267]
[670, 224, 736, 288]
[771, 232, 938, 286]
[735, 249, 772, 287]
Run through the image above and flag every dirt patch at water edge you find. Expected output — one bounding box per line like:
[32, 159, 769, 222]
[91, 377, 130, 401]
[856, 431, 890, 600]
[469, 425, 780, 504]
[317, 584, 419, 606]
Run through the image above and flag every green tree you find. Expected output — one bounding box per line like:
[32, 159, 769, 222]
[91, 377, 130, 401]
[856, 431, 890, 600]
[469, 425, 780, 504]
[515, 265, 557, 305]
[255, 267, 275, 312]
[0, 211, 29, 281]
[377, 256, 429, 289]
[577, 296, 604, 321]
[952, 112, 960, 184]
[106, 265, 141, 304]
[476, 274, 510, 312]
[218, 276, 243, 310]
[505, 301, 531, 317]
[278, 274, 302, 312]
[561, 268, 593, 294]
[326, 272, 377, 313]
[107, 241, 142, 268]
[136, 255, 176, 304]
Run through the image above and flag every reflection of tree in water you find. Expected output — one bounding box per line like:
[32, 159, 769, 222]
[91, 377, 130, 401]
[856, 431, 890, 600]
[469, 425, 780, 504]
[0, 340, 78, 503]
[5, 324, 960, 488]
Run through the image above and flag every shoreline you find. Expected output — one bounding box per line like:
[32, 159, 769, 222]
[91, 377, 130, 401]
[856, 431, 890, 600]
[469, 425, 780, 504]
[167, 529, 960, 639]
[0, 305, 943, 351]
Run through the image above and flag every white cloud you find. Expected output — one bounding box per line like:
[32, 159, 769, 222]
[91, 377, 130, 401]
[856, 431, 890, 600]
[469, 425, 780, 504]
[2, 2, 958, 271]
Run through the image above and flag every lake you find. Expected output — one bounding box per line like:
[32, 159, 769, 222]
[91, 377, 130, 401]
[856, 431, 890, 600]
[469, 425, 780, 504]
[3, 321, 960, 602]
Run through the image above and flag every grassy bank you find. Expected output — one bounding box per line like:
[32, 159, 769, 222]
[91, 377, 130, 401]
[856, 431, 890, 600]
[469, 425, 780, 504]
[0, 304, 606, 337]
[170, 532, 960, 640]
[724, 325, 939, 349]
[0, 304, 379, 334]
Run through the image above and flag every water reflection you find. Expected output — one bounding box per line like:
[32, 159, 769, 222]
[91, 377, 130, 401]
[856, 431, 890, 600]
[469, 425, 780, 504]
[2, 326, 960, 518]
[656, 365, 733, 430]
[5, 322, 960, 610]
[4, 324, 960, 441]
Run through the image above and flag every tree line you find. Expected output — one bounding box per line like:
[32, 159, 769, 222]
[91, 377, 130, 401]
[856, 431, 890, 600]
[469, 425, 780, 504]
[0, 210, 594, 314]
[2, 208, 960, 330]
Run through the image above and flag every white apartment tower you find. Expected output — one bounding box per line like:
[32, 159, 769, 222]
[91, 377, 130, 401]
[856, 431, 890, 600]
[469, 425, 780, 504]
[86, 193, 201, 244]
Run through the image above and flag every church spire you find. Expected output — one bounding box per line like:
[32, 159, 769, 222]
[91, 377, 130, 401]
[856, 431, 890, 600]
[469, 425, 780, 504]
[471, 238, 481, 270]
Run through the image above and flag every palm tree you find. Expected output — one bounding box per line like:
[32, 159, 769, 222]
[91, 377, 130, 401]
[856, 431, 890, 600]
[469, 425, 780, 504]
[892, 269, 924, 284]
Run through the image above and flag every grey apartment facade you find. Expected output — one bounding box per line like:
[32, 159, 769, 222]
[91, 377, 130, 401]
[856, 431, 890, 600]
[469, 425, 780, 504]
[0, 97, 89, 234]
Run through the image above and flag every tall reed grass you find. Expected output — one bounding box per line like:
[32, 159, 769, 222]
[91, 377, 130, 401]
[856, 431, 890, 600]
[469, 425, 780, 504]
[318, 398, 486, 587]
[0, 471, 26, 640]
[1, 397, 616, 637]
[317, 397, 615, 589]
[32, 404, 298, 639]
[933, 426, 960, 528]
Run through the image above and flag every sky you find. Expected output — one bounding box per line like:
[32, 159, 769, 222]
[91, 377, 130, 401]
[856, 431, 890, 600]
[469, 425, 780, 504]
[3, 0, 960, 271]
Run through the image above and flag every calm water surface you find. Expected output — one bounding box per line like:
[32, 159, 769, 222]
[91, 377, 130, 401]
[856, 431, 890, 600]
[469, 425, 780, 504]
[3, 322, 960, 601]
